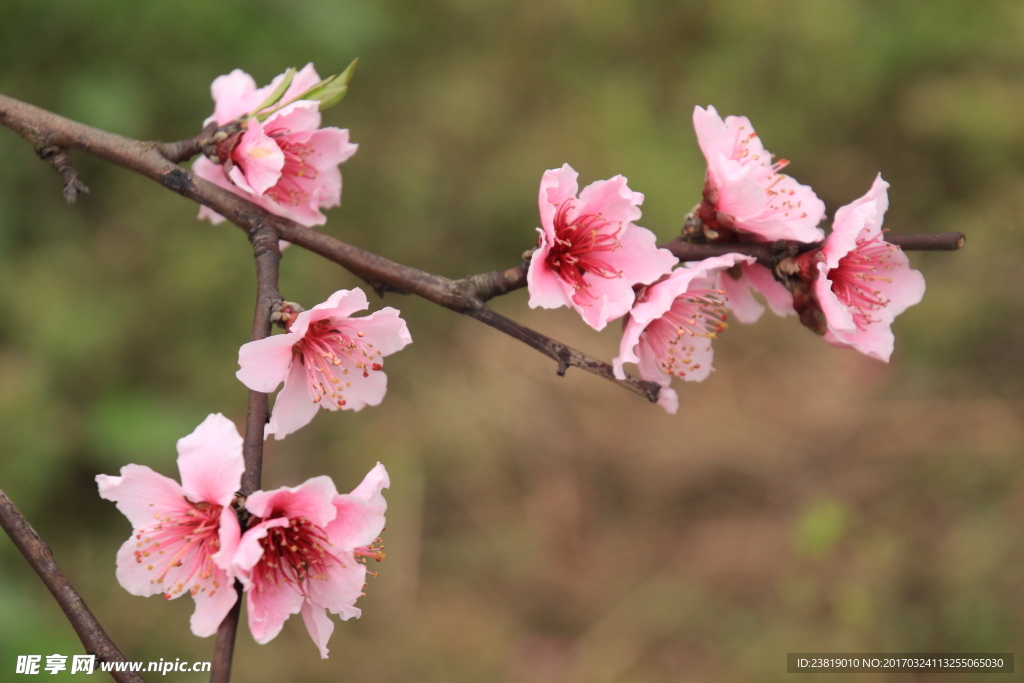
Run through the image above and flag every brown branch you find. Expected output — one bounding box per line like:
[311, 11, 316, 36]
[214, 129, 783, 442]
[37, 145, 89, 203]
[0, 92, 655, 404]
[210, 224, 281, 683]
[0, 488, 144, 683]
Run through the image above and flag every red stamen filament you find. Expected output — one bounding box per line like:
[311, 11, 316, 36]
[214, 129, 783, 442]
[546, 200, 623, 302]
[828, 235, 898, 330]
[265, 133, 316, 206]
[132, 503, 223, 598]
[251, 516, 337, 596]
[643, 288, 728, 378]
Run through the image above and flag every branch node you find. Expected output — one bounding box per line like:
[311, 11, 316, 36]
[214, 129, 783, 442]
[37, 145, 89, 204]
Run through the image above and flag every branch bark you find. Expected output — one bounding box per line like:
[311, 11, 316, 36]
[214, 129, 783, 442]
[0, 488, 144, 683]
[209, 224, 282, 683]
[0, 92, 657, 401]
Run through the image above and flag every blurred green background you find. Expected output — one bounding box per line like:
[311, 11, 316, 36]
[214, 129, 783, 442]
[1, 0, 1023, 681]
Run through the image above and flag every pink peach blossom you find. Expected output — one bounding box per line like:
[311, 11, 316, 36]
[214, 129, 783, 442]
[236, 289, 412, 439]
[96, 414, 244, 638]
[194, 63, 358, 227]
[694, 105, 825, 243]
[613, 253, 756, 414]
[233, 463, 389, 658]
[692, 106, 827, 323]
[806, 175, 925, 361]
[527, 164, 678, 331]
[716, 260, 796, 324]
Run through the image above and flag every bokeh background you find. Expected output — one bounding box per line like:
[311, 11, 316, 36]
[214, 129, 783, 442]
[1, 1, 1023, 681]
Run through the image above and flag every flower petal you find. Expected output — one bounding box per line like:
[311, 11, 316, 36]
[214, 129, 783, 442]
[246, 579, 305, 645]
[96, 466, 185, 529]
[245, 476, 339, 528]
[176, 414, 245, 507]
[266, 358, 321, 440]
[237, 332, 300, 393]
[189, 570, 238, 638]
[300, 600, 336, 659]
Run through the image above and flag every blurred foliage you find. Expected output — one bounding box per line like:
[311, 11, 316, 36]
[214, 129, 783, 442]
[1, 0, 1023, 681]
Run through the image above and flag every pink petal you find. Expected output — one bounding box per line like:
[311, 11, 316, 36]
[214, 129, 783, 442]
[232, 517, 290, 578]
[304, 558, 364, 621]
[873, 248, 926, 318]
[327, 496, 386, 551]
[197, 205, 227, 224]
[576, 175, 643, 226]
[538, 164, 579, 231]
[306, 128, 358, 169]
[231, 119, 285, 195]
[714, 156, 769, 220]
[824, 323, 896, 362]
[263, 101, 322, 136]
[814, 263, 857, 333]
[742, 262, 796, 317]
[245, 476, 339, 528]
[568, 228, 677, 331]
[613, 227, 679, 291]
[656, 386, 679, 415]
[823, 175, 889, 268]
[526, 235, 569, 310]
[96, 466, 186, 530]
[333, 360, 388, 412]
[189, 572, 238, 638]
[300, 601, 336, 659]
[303, 288, 372, 327]
[211, 506, 241, 574]
[692, 106, 738, 173]
[718, 266, 766, 324]
[176, 414, 245, 507]
[335, 308, 412, 357]
[308, 164, 343, 210]
[246, 579, 305, 645]
[349, 462, 390, 503]
[281, 63, 323, 104]
[112, 534, 171, 597]
[613, 314, 645, 380]
[208, 69, 260, 126]
[266, 359, 320, 440]
[237, 332, 300, 394]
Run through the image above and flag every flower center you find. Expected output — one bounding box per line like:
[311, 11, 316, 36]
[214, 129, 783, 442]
[251, 516, 337, 593]
[643, 288, 728, 378]
[545, 200, 622, 301]
[827, 235, 897, 330]
[264, 134, 316, 206]
[132, 502, 224, 599]
[297, 320, 384, 409]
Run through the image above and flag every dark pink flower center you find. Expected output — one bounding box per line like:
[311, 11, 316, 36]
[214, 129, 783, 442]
[250, 516, 387, 596]
[545, 200, 622, 301]
[132, 502, 224, 599]
[827, 235, 898, 330]
[297, 320, 384, 409]
[642, 288, 727, 378]
[251, 516, 336, 592]
[265, 133, 317, 206]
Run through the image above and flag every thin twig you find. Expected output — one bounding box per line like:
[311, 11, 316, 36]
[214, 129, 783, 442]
[0, 92, 654, 402]
[209, 223, 282, 683]
[0, 488, 144, 683]
[37, 145, 89, 203]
